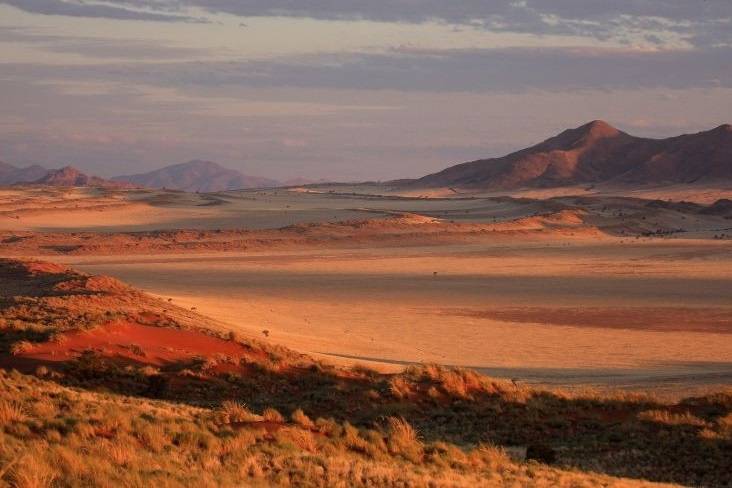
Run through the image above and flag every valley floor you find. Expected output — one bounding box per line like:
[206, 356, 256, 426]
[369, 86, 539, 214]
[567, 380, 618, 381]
[64, 239, 732, 397]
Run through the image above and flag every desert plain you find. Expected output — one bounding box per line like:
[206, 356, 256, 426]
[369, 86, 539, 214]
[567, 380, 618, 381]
[3, 183, 731, 397]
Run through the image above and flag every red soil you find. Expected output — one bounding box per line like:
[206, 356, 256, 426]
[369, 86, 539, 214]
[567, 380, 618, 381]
[18, 321, 264, 368]
[444, 307, 732, 334]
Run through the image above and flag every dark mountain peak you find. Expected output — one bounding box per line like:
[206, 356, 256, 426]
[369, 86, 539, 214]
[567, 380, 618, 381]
[568, 120, 622, 141]
[573, 119, 619, 137]
[34, 165, 130, 188]
[56, 165, 82, 176]
[36, 166, 86, 186]
[540, 120, 625, 152]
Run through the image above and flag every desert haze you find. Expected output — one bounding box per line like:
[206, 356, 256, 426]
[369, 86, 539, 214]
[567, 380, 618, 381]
[1, 1, 732, 486]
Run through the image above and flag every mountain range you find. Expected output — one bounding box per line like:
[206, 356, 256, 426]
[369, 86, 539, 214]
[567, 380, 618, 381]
[0, 160, 49, 185]
[0, 159, 284, 191]
[3, 121, 731, 191]
[411, 120, 732, 189]
[0, 161, 126, 188]
[35, 166, 134, 188]
[112, 160, 280, 192]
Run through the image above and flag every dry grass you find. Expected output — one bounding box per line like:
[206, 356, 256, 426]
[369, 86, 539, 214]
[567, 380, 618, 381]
[385, 416, 423, 463]
[7, 453, 58, 488]
[216, 401, 261, 424]
[388, 375, 412, 399]
[9, 341, 33, 356]
[637, 409, 708, 427]
[0, 401, 25, 424]
[262, 407, 285, 423]
[291, 408, 315, 429]
[0, 370, 677, 488]
[475, 444, 513, 470]
[719, 412, 732, 432]
[280, 427, 319, 452]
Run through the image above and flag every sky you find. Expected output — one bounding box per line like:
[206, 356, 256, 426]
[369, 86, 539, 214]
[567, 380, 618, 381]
[0, 1, 731, 181]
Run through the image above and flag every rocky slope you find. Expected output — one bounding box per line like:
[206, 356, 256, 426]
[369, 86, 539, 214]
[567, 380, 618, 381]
[412, 121, 732, 189]
[33, 165, 132, 188]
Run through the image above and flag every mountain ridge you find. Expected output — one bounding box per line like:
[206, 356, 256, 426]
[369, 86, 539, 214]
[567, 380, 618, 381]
[33, 165, 132, 188]
[0, 160, 50, 185]
[112, 159, 280, 192]
[411, 121, 732, 189]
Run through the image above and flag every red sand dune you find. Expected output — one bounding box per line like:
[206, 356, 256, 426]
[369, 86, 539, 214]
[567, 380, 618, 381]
[18, 320, 266, 370]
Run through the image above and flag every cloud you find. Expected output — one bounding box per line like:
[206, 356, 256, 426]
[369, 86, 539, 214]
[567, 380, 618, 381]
[124, 0, 732, 25]
[45, 39, 210, 59]
[6, 45, 727, 94]
[114, 0, 732, 47]
[5, 1, 731, 47]
[0, 0, 205, 23]
[0, 27, 212, 60]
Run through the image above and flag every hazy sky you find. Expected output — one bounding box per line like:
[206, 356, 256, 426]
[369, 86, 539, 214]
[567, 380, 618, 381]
[1, 1, 731, 180]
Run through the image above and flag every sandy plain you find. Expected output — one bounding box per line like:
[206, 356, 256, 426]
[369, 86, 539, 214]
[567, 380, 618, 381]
[65, 240, 732, 394]
[2, 185, 731, 395]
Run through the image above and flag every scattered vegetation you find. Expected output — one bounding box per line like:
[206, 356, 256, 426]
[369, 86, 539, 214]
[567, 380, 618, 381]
[1, 258, 730, 487]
